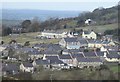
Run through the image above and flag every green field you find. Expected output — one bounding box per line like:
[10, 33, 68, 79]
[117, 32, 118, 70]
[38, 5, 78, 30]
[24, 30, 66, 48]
[2, 32, 60, 45]
[77, 23, 118, 34]
[109, 65, 120, 73]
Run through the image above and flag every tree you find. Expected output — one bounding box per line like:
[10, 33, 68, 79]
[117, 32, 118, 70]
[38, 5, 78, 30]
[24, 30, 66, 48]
[30, 17, 41, 32]
[22, 20, 31, 29]
[2, 26, 12, 36]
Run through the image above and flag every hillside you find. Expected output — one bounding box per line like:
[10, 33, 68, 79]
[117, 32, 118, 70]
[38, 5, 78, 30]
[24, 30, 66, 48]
[76, 5, 118, 26]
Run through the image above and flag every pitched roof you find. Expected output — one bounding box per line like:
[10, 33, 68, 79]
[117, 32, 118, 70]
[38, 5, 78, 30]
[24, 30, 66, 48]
[44, 49, 58, 55]
[107, 51, 120, 58]
[46, 56, 59, 60]
[96, 51, 104, 56]
[35, 59, 50, 65]
[104, 46, 119, 51]
[87, 39, 96, 43]
[33, 43, 48, 48]
[64, 37, 78, 42]
[59, 54, 72, 59]
[71, 53, 84, 58]
[45, 56, 64, 64]
[47, 44, 62, 51]
[84, 31, 91, 34]
[23, 62, 33, 67]
[78, 38, 88, 44]
[77, 57, 102, 62]
[84, 51, 97, 57]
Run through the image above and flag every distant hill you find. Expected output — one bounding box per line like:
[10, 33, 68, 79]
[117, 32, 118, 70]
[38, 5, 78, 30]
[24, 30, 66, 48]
[2, 9, 81, 21]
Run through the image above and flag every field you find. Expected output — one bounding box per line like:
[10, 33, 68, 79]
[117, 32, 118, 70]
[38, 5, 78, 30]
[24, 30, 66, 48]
[76, 23, 118, 34]
[2, 23, 118, 45]
[2, 32, 60, 45]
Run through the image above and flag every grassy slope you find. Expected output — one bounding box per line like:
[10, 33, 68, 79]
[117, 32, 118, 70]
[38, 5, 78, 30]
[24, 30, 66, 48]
[2, 23, 117, 44]
[76, 23, 118, 34]
[2, 32, 60, 45]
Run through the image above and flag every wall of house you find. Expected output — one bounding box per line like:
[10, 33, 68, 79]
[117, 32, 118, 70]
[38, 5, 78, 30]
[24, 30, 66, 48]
[59, 39, 66, 47]
[105, 58, 119, 62]
[88, 43, 95, 48]
[82, 32, 97, 39]
[20, 64, 34, 73]
[78, 62, 102, 68]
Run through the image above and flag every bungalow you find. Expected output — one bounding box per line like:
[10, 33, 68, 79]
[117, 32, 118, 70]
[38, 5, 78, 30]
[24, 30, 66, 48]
[82, 30, 97, 39]
[77, 57, 103, 68]
[104, 51, 120, 62]
[59, 37, 80, 49]
[20, 62, 34, 73]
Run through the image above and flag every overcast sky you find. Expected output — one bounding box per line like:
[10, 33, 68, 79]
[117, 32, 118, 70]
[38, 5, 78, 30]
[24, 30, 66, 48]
[1, 0, 119, 11]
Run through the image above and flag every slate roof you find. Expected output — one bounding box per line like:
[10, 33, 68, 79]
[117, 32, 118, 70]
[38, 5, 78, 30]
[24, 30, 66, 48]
[47, 44, 62, 51]
[77, 38, 88, 44]
[20, 47, 36, 52]
[64, 37, 78, 42]
[71, 53, 84, 58]
[44, 49, 58, 55]
[33, 43, 48, 48]
[102, 41, 110, 44]
[69, 49, 81, 53]
[46, 56, 59, 60]
[96, 51, 104, 56]
[77, 57, 102, 62]
[59, 54, 72, 59]
[28, 50, 43, 55]
[35, 59, 50, 65]
[23, 62, 33, 67]
[95, 40, 103, 44]
[45, 56, 64, 64]
[105, 35, 113, 38]
[105, 46, 119, 51]
[84, 31, 91, 34]
[84, 51, 97, 57]
[107, 51, 120, 58]
[87, 39, 96, 43]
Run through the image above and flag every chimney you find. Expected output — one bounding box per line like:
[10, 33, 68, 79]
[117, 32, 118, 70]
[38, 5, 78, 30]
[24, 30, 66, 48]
[104, 52, 107, 58]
